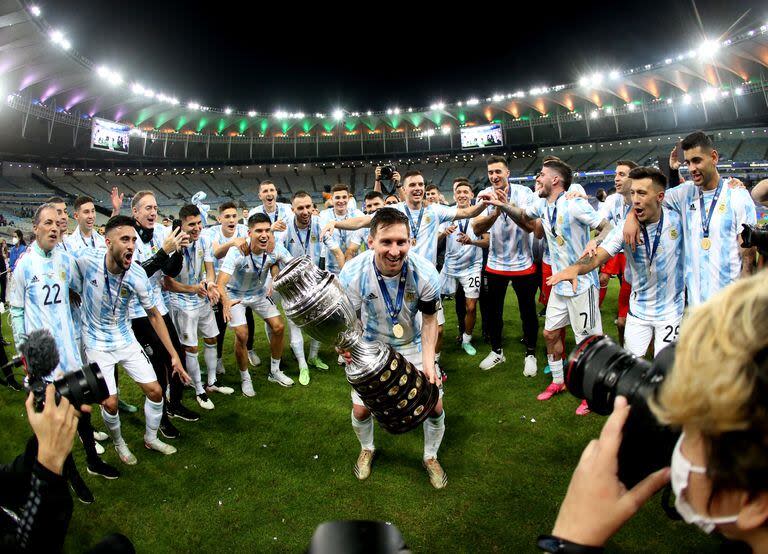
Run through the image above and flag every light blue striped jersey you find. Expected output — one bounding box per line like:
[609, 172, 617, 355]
[10, 245, 82, 374]
[201, 223, 249, 273]
[220, 243, 293, 302]
[279, 214, 339, 266]
[65, 227, 106, 252]
[249, 202, 293, 243]
[338, 250, 441, 349]
[479, 184, 535, 272]
[664, 180, 757, 305]
[439, 220, 483, 277]
[168, 235, 214, 310]
[602, 208, 685, 320]
[128, 224, 170, 319]
[526, 195, 604, 297]
[318, 207, 365, 274]
[73, 249, 155, 352]
[392, 202, 457, 266]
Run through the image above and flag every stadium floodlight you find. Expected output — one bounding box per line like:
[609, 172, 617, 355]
[393, 107, 401, 114]
[224, 107, 233, 115]
[591, 73, 604, 86]
[698, 39, 720, 59]
[492, 94, 504, 102]
[590, 110, 598, 119]
[366, 110, 372, 116]
[682, 94, 692, 104]
[61, 39, 71, 50]
[188, 102, 200, 110]
[605, 106, 613, 114]
[247, 110, 256, 117]
[466, 98, 480, 106]
[735, 86, 744, 96]
[666, 98, 673, 104]
[457, 101, 463, 106]
[170, 97, 179, 105]
[430, 102, 445, 110]
[132, 83, 145, 95]
[579, 77, 589, 87]
[295, 112, 305, 119]
[30, 5, 41, 16]
[609, 70, 621, 80]
[441, 126, 451, 135]
[386, 109, 393, 115]
[677, 54, 684, 61]
[701, 87, 717, 102]
[665, 58, 672, 64]
[627, 103, 636, 111]
[513, 91, 525, 98]
[721, 90, 730, 98]
[407, 107, 413, 112]
[144, 89, 154, 98]
[332, 109, 344, 120]
[50, 29, 64, 43]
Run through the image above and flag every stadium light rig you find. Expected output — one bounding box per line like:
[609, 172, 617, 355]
[224, 107, 232, 115]
[49, 29, 71, 51]
[698, 39, 720, 59]
[332, 109, 344, 120]
[30, 5, 41, 17]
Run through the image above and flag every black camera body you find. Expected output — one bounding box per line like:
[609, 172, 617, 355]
[566, 335, 680, 488]
[740, 223, 768, 256]
[378, 165, 396, 181]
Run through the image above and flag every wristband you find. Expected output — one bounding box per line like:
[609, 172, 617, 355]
[537, 535, 604, 553]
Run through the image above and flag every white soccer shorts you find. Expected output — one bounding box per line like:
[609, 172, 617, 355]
[171, 304, 219, 347]
[227, 296, 280, 327]
[624, 313, 682, 358]
[545, 286, 603, 342]
[440, 271, 481, 300]
[86, 340, 156, 396]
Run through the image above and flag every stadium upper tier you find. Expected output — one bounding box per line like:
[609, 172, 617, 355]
[0, 3, 767, 163]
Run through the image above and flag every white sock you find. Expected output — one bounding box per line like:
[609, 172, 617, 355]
[462, 333, 472, 344]
[185, 351, 205, 395]
[309, 339, 320, 360]
[204, 343, 218, 386]
[351, 411, 375, 451]
[548, 355, 564, 384]
[435, 352, 441, 364]
[288, 322, 307, 368]
[270, 357, 281, 373]
[423, 411, 446, 461]
[240, 369, 251, 383]
[101, 406, 123, 444]
[143, 398, 164, 443]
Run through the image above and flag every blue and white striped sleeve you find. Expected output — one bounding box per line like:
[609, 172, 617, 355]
[130, 264, 155, 311]
[572, 198, 603, 229]
[338, 259, 363, 311]
[601, 225, 623, 257]
[220, 248, 240, 276]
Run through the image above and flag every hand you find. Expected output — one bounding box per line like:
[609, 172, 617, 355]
[444, 225, 457, 236]
[231, 237, 249, 256]
[162, 227, 186, 254]
[423, 362, 438, 385]
[271, 219, 287, 232]
[266, 284, 273, 298]
[321, 222, 336, 239]
[494, 187, 509, 204]
[206, 283, 221, 304]
[392, 171, 401, 185]
[669, 142, 682, 171]
[374, 166, 382, 182]
[335, 347, 352, 365]
[27, 386, 83, 475]
[110, 187, 124, 213]
[622, 214, 642, 252]
[728, 178, 745, 189]
[196, 282, 208, 298]
[222, 299, 240, 323]
[456, 233, 473, 245]
[581, 239, 600, 259]
[547, 267, 579, 294]
[551, 396, 670, 547]
[178, 231, 191, 250]
[566, 190, 587, 200]
[170, 355, 191, 385]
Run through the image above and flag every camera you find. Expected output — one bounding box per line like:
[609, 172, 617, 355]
[740, 223, 768, 255]
[566, 335, 680, 488]
[378, 165, 396, 181]
[21, 329, 109, 412]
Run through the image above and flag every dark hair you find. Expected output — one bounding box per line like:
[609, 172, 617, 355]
[425, 183, 439, 192]
[369, 207, 410, 238]
[543, 159, 573, 188]
[292, 190, 313, 201]
[454, 181, 472, 191]
[616, 160, 639, 171]
[46, 196, 66, 205]
[73, 195, 94, 211]
[179, 204, 201, 220]
[364, 191, 384, 202]
[247, 212, 272, 228]
[542, 155, 563, 163]
[331, 184, 349, 195]
[628, 166, 667, 190]
[596, 188, 607, 202]
[486, 156, 508, 168]
[33, 203, 58, 226]
[219, 201, 238, 212]
[13, 229, 24, 244]
[105, 215, 136, 235]
[385, 195, 400, 204]
[259, 180, 276, 191]
[453, 177, 470, 185]
[402, 170, 423, 182]
[681, 131, 714, 152]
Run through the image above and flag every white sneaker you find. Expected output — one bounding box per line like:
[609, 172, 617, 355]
[94, 441, 105, 455]
[523, 354, 537, 377]
[216, 359, 225, 375]
[248, 350, 261, 367]
[145, 438, 177, 455]
[93, 430, 108, 442]
[114, 441, 137, 465]
[241, 379, 255, 397]
[268, 369, 294, 387]
[206, 383, 235, 395]
[337, 354, 345, 366]
[479, 350, 506, 371]
[196, 393, 215, 410]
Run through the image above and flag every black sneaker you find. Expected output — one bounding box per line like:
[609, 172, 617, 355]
[159, 416, 180, 439]
[6, 376, 23, 391]
[69, 471, 95, 504]
[87, 459, 120, 480]
[167, 403, 200, 422]
[538, 308, 547, 318]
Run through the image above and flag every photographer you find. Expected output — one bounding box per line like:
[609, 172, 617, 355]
[541, 272, 768, 552]
[373, 165, 402, 196]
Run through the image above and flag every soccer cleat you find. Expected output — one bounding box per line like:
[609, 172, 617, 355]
[196, 393, 215, 410]
[118, 398, 138, 414]
[299, 366, 310, 386]
[247, 350, 261, 367]
[241, 379, 256, 397]
[461, 342, 477, 356]
[167, 404, 200, 422]
[159, 416, 180, 439]
[423, 457, 448, 489]
[87, 459, 120, 480]
[205, 382, 235, 395]
[543, 365, 551, 375]
[523, 355, 537, 377]
[308, 357, 329, 371]
[93, 430, 109, 442]
[5, 375, 23, 391]
[479, 350, 505, 371]
[537, 382, 567, 401]
[69, 471, 95, 504]
[94, 441, 105, 455]
[575, 399, 591, 416]
[216, 359, 225, 375]
[354, 449, 375, 480]
[145, 438, 177, 455]
[268, 369, 294, 388]
[114, 441, 137, 465]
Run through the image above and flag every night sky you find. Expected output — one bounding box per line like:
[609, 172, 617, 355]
[41, 0, 765, 113]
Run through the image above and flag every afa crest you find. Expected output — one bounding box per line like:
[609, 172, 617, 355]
[718, 202, 727, 214]
[557, 215, 564, 224]
[669, 228, 678, 240]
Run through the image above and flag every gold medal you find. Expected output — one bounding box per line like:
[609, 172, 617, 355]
[701, 237, 711, 250]
[556, 235, 565, 246]
[392, 323, 404, 338]
[411, 238, 417, 246]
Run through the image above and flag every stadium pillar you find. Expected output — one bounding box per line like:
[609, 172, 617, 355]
[584, 104, 591, 136]
[449, 131, 453, 150]
[528, 118, 534, 142]
[701, 101, 709, 123]
[206, 134, 210, 158]
[142, 136, 147, 156]
[731, 88, 740, 118]
[47, 99, 56, 143]
[671, 104, 678, 127]
[556, 107, 562, 140]
[360, 131, 364, 156]
[272, 138, 275, 159]
[72, 123, 79, 147]
[383, 132, 387, 154]
[250, 135, 253, 159]
[227, 136, 231, 159]
[613, 112, 619, 133]
[163, 136, 168, 157]
[184, 135, 189, 159]
[641, 103, 648, 130]
[21, 97, 31, 138]
[405, 132, 409, 153]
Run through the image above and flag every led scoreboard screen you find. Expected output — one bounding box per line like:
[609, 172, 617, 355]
[90, 117, 130, 154]
[460, 123, 504, 150]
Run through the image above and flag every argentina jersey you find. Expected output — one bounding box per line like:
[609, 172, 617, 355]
[318, 207, 365, 274]
[65, 227, 106, 252]
[479, 184, 535, 273]
[128, 224, 170, 319]
[664, 180, 757, 305]
[440, 220, 483, 278]
[526, 195, 603, 297]
[338, 250, 441, 349]
[280, 214, 339, 266]
[220, 243, 293, 302]
[392, 202, 457, 266]
[168, 235, 212, 311]
[10, 246, 82, 374]
[602, 208, 685, 321]
[249, 202, 292, 242]
[75, 250, 154, 351]
[202, 223, 249, 272]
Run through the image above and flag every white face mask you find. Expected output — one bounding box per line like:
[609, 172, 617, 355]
[11, 237, 18, 245]
[671, 433, 739, 534]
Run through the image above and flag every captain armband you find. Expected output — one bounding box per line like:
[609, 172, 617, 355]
[417, 297, 440, 315]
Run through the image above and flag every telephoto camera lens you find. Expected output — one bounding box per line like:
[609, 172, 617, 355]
[379, 165, 395, 180]
[54, 363, 110, 408]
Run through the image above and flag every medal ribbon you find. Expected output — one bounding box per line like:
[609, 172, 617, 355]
[103, 255, 126, 322]
[80, 230, 95, 248]
[248, 251, 268, 274]
[640, 209, 664, 271]
[547, 192, 565, 238]
[184, 243, 198, 282]
[372, 258, 408, 327]
[458, 219, 468, 235]
[403, 204, 424, 243]
[698, 179, 723, 239]
[294, 219, 312, 254]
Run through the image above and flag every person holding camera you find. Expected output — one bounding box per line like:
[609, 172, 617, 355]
[373, 165, 402, 197]
[541, 272, 768, 552]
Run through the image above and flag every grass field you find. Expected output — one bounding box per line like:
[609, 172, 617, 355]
[0, 280, 722, 552]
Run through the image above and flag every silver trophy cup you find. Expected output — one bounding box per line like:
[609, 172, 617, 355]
[273, 256, 439, 434]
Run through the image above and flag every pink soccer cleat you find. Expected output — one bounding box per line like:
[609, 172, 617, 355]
[536, 382, 566, 401]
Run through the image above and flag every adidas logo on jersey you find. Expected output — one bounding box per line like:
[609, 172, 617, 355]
[366, 292, 378, 300]
[91, 279, 98, 286]
[30, 276, 39, 284]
